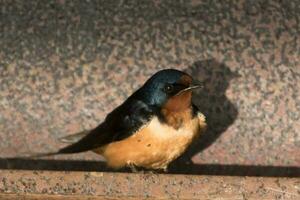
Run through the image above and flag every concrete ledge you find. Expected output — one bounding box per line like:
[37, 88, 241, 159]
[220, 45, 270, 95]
[1, 170, 299, 199]
[1, 194, 115, 200]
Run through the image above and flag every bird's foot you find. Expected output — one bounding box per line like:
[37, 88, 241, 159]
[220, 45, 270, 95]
[128, 163, 139, 173]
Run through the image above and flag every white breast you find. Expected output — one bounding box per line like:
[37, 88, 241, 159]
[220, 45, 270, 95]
[138, 116, 200, 169]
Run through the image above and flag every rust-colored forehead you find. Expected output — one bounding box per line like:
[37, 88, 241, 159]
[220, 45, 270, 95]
[179, 74, 192, 86]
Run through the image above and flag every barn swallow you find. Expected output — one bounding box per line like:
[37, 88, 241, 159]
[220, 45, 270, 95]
[33, 69, 207, 172]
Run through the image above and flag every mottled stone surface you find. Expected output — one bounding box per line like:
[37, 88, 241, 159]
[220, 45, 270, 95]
[0, 0, 299, 174]
[1, 170, 300, 199]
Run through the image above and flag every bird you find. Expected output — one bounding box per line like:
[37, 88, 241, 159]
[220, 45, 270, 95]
[31, 69, 207, 172]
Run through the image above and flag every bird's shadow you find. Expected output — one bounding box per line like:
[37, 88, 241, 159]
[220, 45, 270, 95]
[1, 59, 299, 177]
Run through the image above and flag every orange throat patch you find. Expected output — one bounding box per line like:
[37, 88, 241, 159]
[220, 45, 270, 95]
[161, 90, 193, 129]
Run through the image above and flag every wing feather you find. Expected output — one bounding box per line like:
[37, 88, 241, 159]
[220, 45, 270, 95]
[54, 99, 154, 155]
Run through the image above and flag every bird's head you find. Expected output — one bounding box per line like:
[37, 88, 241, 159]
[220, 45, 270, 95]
[139, 69, 202, 111]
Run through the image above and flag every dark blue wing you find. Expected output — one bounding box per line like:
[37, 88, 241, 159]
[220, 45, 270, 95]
[56, 99, 154, 154]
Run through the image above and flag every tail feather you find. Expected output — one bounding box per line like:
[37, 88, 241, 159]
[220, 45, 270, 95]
[16, 151, 61, 159]
[51, 124, 111, 154]
[58, 130, 90, 144]
[19, 146, 80, 159]
[19, 124, 110, 159]
[18, 130, 92, 159]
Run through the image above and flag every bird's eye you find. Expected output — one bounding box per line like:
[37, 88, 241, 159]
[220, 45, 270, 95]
[164, 84, 173, 93]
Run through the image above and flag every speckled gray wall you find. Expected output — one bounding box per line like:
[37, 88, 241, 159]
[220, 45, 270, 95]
[0, 0, 299, 171]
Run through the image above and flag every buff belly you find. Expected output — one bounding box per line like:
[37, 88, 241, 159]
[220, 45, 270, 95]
[94, 112, 206, 170]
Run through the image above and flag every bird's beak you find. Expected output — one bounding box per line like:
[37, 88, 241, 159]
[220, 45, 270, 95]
[175, 81, 204, 96]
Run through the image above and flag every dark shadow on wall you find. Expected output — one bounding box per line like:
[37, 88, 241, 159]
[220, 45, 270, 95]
[189, 59, 239, 151]
[168, 59, 239, 173]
